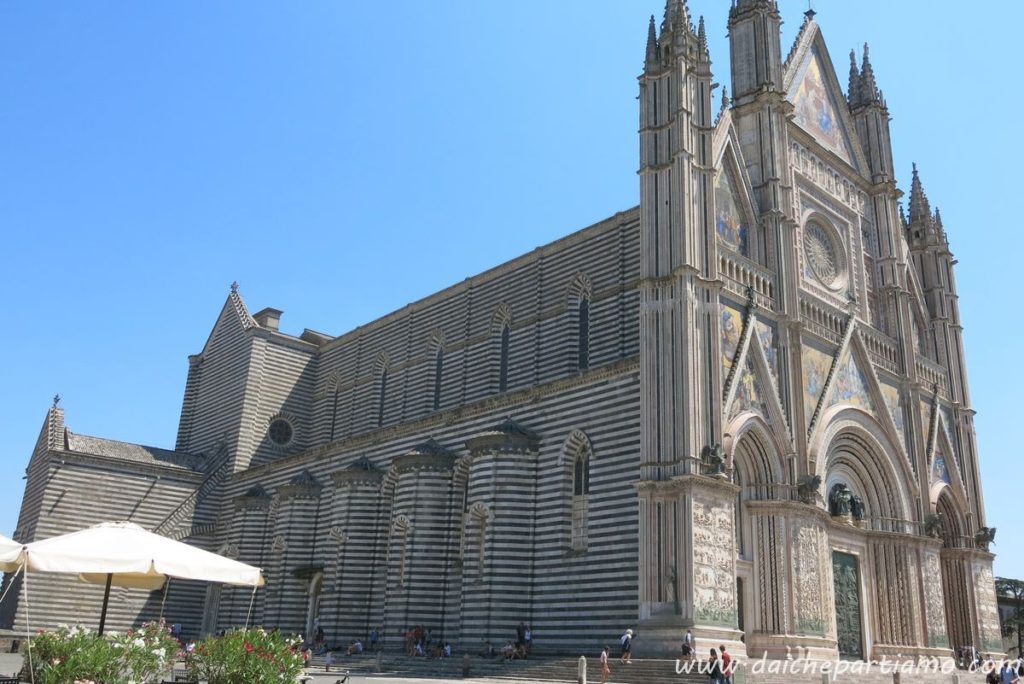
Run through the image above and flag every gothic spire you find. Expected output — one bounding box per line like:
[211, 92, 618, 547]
[697, 15, 708, 54]
[646, 15, 659, 66]
[662, 0, 690, 35]
[848, 50, 861, 105]
[859, 43, 879, 102]
[934, 207, 947, 239]
[908, 163, 933, 227]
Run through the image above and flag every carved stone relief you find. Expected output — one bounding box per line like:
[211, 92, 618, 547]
[692, 494, 737, 627]
[922, 550, 949, 648]
[791, 519, 827, 635]
[973, 561, 1003, 652]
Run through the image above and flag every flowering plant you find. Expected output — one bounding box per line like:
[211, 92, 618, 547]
[184, 627, 305, 683]
[23, 620, 180, 684]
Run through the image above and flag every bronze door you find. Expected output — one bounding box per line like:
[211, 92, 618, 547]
[832, 551, 863, 659]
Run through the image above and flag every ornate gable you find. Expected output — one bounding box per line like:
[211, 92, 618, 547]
[784, 23, 864, 171]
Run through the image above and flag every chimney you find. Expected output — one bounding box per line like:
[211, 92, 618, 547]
[253, 307, 283, 332]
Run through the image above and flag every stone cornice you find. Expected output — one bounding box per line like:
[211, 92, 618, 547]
[392, 451, 457, 475]
[52, 449, 204, 482]
[329, 469, 384, 486]
[636, 473, 741, 498]
[745, 498, 831, 523]
[465, 419, 540, 456]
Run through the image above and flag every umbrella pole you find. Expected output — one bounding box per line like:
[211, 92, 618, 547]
[24, 564, 34, 684]
[98, 573, 113, 636]
[245, 585, 257, 629]
[159, 578, 170, 621]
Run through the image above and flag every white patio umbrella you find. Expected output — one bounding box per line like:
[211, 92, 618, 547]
[23, 521, 264, 633]
[0, 533, 24, 573]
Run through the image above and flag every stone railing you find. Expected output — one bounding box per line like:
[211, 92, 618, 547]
[860, 326, 902, 375]
[799, 298, 845, 345]
[720, 255, 776, 309]
[915, 356, 948, 398]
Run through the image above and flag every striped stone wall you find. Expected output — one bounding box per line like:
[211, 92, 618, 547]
[2, 450, 207, 635]
[212, 361, 641, 654]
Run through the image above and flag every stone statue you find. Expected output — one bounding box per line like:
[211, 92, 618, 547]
[923, 513, 944, 539]
[974, 527, 996, 551]
[828, 483, 853, 517]
[797, 474, 822, 504]
[850, 495, 865, 521]
[702, 444, 727, 477]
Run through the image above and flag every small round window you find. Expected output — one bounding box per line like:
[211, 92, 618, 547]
[268, 419, 293, 446]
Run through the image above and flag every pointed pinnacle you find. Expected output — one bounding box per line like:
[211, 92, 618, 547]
[860, 43, 879, 101]
[909, 163, 933, 226]
[646, 15, 658, 63]
[848, 49, 861, 104]
[721, 85, 730, 111]
[678, 0, 692, 27]
[697, 15, 708, 53]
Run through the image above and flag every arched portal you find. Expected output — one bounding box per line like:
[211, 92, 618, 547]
[934, 487, 973, 654]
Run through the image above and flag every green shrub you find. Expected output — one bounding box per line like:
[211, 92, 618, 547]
[23, 620, 180, 684]
[184, 628, 306, 684]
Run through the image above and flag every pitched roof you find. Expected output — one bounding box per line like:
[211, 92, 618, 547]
[65, 431, 202, 471]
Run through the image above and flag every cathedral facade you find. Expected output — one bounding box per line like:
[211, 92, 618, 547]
[2, 0, 1002, 661]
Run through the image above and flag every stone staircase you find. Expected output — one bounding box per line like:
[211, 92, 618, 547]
[308, 652, 991, 684]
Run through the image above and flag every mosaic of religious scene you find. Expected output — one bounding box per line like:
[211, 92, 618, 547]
[802, 342, 834, 427]
[920, 400, 933, 448]
[714, 168, 749, 255]
[827, 351, 875, 415]
[792, 47, 853, 163]
[721, 303, 744, 373]
[933, 448, 952, 485]
[754, 318, 779, 384]
[940, 406, 958, 452]
[879, 381, 907, 452]
[730, 357, 769, 421]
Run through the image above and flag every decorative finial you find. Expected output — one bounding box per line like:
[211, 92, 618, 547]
[847, 49, 861, 104]
[646, 15, 658, 65]
[52, 394, 61, 408]
[230, 281, 239, 294]
[860, 43, 879, 101]
[909, 163, 933, 227]
[805, 0, 816, 19]
[697, 15, 707, 52]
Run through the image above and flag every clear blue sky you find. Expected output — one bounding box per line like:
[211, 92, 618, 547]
[0, 1, 1019, 578]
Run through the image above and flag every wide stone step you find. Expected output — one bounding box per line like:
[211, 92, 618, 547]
[309, 653, 991, 684]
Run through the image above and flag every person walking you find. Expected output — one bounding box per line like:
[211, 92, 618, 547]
[619, 628, 634, 664]
[707, 648, 724, 684]
[600, 645, 611, 684]
[682, 629, 695, 659]
[720, 645, 733, 684]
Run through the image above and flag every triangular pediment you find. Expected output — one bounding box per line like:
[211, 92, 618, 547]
[729, 355, 768, 421]
[804, 326, 908, 459]
[933, 411, 967, 496]
[785, 27, 861, 169]
[825, 342, 877, 417]
[712, 141, 758, 258]
[725, 320, 792, 448]
[199, 289, 257, 357]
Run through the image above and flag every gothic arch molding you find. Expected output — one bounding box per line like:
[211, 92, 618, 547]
[811, 407, 914, 527]
[933, 485, 969, 548]
[725, 414, 788, 498]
